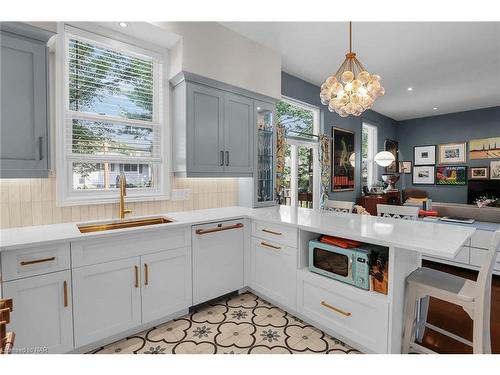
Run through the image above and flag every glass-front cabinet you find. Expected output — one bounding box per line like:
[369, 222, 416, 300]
[254, 101, 276, 206]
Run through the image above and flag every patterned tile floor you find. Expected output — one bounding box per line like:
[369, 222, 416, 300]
[91, 292, 361, 354]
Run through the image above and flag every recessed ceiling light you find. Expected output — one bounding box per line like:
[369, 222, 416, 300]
[433, 107, 438, 110]
[407, 87, 413, 92]
[119, 22, 128, 28]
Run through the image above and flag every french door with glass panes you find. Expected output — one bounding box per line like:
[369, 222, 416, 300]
[284, 139, 319, 209]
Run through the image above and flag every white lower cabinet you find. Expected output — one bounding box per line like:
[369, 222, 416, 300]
[2, 270, 73, 353]
[72, 257, 142, 348]
[250, 237, 297, 310]
[296, 269, 388, 353]
[141, 247, 192, 323]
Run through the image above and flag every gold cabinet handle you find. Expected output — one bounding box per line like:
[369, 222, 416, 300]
[0, 307, 11, 324]
[63, 281, 68, 307]
[260, 241, 281, 250]
[144, 264, 149, 286]
[134, 266, 139, 288]
[134, 265, 139, 288]
[20, 256, 56, 266]
[195, 222, 243, 235]
[262, 228, 282, 236]
[321, 301, 351, 317]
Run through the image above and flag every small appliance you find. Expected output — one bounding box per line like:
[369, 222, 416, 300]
[308, 240, 370, 290]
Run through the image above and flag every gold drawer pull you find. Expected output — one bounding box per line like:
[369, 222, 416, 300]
[260, 241, 281, 250]
[0, 299, 13, 312]
[262, 228, 282, 236]
[321, 301, 351, 317]
[134, 266, 139, 288]
[0, 308, 10, 324]
[63, 281, 68, 307]
[195, 223, 243, 235]
[144, 264, 149, 286]
[20, 256, 56, 266]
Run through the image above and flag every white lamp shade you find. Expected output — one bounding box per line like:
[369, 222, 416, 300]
[374, 151, 395, 167]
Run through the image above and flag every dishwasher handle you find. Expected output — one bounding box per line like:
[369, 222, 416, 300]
[195, 222, 244, 235]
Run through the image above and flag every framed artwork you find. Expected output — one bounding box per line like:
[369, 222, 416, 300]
[436, 166, 467, 185]
[491, 160, 500, 180]
[438, 142, 466, 164]
[414, 145, 436, 165]
[384, 139, 398, 173]
[469, 137, 500, 160]
[399, 161, 412, 174]
[331, 127, 355, 191]
[413, 166, 435, 185]
[469, 167, 489, 180]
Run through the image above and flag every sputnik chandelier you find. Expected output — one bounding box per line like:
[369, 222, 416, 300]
[320, 22, 384, 117]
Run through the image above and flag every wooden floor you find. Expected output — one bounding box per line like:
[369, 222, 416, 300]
[420, 260, 500, 353]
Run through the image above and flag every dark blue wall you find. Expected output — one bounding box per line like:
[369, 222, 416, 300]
[281, 71, 397, 202]
[397, 106, 500, 203]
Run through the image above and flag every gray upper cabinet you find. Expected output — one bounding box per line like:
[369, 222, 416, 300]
[187, 83, 225, 174]
[0, 23, 54, 178]
[223, 93, 254, 174]
[172, 73, 274, 177]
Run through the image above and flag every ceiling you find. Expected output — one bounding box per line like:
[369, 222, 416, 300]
[220, 22, 500, 121]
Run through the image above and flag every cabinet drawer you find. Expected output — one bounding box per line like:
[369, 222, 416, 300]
[1, 243, 70, 281]
[297, 270, 388, 353]
[252, 221, 298, 247]
[470, 248, 500, 271]
[71, 227, 190, 268]
[471, 230, 494, 250]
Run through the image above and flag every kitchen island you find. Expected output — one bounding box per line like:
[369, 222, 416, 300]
[0, 206, 476, 353]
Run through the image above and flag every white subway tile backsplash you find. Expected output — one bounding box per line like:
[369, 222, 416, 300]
[0, 177, 238, 229]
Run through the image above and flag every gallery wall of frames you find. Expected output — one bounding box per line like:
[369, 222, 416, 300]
[396, 106, 500, 204]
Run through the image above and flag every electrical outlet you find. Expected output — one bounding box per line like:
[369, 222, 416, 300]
[171, 189, 192, 201]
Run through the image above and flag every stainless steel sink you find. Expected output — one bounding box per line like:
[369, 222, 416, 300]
[77, 216, 174, 233]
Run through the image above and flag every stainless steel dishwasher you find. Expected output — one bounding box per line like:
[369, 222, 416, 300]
[191, 219, 245, 305]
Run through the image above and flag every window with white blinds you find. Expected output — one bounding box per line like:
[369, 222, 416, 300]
[59, 28, 167, 204]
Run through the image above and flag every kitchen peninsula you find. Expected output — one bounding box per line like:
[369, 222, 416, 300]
[0, 205, 476, 354]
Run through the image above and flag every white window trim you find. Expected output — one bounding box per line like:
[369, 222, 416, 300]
[55, 23, 171, 206]
[362, 122, 378, 189]
[280, 97, 321, 209]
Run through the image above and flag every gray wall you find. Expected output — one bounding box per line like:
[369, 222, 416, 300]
[281, 71, 398, 202]
[397, 106, 500, 203]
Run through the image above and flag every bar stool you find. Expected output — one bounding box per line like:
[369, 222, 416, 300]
[402, 230, 500, 354]
[325, 200, 354, 213]
[377, 204, 419, 220]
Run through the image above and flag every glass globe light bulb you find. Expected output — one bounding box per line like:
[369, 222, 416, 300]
[344, 82, 353, 92]
[341, 70, 354, 83]
[378, 87, 385, 96]
[326, 76, 337, 86]
[331, 82, 343, 94]
[358, 87, 368, 97]
[357, 71, 370, 83]
[351, 92, 361, 105]
[371, 74, 381, 82]
[351, 79, 362, 90]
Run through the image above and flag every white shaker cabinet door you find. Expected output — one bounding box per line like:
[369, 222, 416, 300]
[141, 247, 192, 324]
[2, 270, 73, 353]
[72, 257, 141, 348]
[250, 237, 297, 310]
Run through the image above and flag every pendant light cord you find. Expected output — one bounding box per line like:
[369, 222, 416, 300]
[349, 21, 352, 53]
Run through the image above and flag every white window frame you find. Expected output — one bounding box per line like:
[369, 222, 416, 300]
[55, 24, 170, 206]
[281, 97, 321, 209]
[362, 122, 378, 189]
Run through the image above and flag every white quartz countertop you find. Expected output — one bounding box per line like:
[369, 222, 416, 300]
[0, 205, 476, 259]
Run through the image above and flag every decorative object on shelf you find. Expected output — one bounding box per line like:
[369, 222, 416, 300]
[319, 22, 384, 117]
[353, 205, 371, 215]
[470, 167, 489, 180]
[374, 151, 395, 167]
[318, 133, 331, 209]
[384, 139, 398, 173]
[399, 161, 412, 174]
[491, 160, 500, 180]
[474, 196, 498, 208]
[381, 174, 399, 191]
[275, 123, 287, 204]
[412, 165, 435, 185]
[436, 165, 467, 185]
[414, 145, 436, 165]
[438, 142, 467, 164]
[331, 127, 355, 191]
[469, 136, 500, 160]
